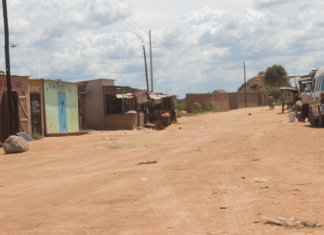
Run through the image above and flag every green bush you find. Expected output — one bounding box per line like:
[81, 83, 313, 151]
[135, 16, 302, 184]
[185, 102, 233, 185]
[205, 100, 218, 112]
[268, 87, 282, 100]
[175, 99, 186, 112]
[250, 83, 259, 90]
[191, 101, 205, 113]
[31, 133, 41, 140]
[258, 71, 264, 75]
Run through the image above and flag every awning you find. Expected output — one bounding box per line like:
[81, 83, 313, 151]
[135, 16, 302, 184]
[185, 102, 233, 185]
[284, 75, 312, 79]
[279, 87, 299, 93]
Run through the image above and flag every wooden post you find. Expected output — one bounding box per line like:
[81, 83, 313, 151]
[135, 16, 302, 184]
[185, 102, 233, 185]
[2, 0, 14, 135]
[143, 46, 149, 92]
[244, 62, 247, 108]
[149, 30, 154, 92]
[122, 88, 124, 114]
[161, 98, 164, 112]
[132, 91, 135, 110]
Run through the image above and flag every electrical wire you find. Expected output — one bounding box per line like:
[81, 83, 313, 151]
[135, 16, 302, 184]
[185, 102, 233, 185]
[109, 0, 148, 32]
[92, 0, 143, 43]
[100, 0, 147, 41]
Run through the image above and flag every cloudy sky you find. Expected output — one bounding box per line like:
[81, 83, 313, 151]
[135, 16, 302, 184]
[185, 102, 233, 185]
[1, 0, 324, 97]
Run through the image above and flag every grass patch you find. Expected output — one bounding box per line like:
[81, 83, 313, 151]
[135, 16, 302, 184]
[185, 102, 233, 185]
[31, 133, 41, 140]
[106, 143, 140, 149]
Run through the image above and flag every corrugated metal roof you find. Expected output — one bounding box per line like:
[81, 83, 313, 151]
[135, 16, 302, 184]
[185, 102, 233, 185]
[116, 93, 134, 99]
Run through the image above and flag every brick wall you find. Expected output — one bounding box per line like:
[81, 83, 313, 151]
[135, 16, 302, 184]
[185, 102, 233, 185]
[186, 93, 230, 113]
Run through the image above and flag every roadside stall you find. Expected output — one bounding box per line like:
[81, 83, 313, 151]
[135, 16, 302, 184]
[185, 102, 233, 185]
[297, 77, 313, 93]
[142, 92, 178, 127]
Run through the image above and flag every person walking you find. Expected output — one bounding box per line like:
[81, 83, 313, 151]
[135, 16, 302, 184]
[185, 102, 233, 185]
[281, 95, 286, 113]
[300, 88, 311, 122]
[268, 95, 273, 110]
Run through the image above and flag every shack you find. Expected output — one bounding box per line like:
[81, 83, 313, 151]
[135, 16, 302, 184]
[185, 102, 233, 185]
[0, 75, 31, 142]
[43, 80, 79, 134]
[78, 79, 142, 130]
[143, 92, 178, 126]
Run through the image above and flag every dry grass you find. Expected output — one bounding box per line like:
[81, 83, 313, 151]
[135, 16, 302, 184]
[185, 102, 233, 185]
[106, 143, 141, 149]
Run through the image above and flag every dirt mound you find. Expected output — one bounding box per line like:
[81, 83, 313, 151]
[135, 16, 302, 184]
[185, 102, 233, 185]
[212, 89, 226, 93]
[238, 74, 287, 92]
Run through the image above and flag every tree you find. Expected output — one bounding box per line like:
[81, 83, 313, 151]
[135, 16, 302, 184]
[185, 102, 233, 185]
[264, 65, 288, 86]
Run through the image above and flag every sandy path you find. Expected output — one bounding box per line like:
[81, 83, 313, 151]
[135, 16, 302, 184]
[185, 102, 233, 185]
[0, 106, 324, 234]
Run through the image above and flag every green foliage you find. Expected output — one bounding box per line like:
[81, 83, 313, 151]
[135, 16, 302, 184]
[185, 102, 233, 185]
[258, 71, 264, 75]
[175, 98, 186, 112]
[250, 83, 259, 90]
[31, 133, 41, 140]
[268, 87, 282, 100]
[191, 101, 205, 114]
[264, 64, 288, 85]
[205, 100, 218, 112]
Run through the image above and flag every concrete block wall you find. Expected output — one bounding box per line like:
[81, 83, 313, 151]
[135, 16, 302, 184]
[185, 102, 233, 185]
[186, 93, 230, 113]
[238, 93, 259, 108]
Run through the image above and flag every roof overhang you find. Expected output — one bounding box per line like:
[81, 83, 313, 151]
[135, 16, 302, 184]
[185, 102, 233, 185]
[279, 87, 299, 93]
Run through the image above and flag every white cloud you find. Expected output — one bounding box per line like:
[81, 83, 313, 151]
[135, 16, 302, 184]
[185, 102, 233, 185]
[0, 0, 323, 97]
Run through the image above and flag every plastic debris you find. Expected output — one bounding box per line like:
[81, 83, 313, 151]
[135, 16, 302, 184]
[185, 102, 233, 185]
[262, 216, 323, 229]
[253, 177, 267, 183]
[142, 178, 147, 181]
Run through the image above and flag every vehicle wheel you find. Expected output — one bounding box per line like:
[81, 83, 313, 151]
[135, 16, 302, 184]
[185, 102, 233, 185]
[319, 114, 324, 127]
[310, 113, 319, 126]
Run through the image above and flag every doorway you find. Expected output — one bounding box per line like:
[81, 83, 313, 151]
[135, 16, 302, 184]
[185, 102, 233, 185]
[58, 92, 67, 133]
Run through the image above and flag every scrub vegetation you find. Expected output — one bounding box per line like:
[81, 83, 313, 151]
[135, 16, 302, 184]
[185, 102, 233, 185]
[31, 133, 41, 140]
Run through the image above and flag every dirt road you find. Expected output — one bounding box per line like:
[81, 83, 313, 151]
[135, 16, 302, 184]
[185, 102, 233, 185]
[1, 107, 324, 235]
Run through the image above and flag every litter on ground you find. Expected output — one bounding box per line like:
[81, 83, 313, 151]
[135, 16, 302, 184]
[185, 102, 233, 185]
[138, 161, 157, 165]
[262, 216, 323, 229]
[253, 177, 267, 183]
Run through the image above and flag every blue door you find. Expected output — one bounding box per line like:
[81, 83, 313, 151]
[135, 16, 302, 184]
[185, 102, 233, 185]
[58, 92, 67, 133]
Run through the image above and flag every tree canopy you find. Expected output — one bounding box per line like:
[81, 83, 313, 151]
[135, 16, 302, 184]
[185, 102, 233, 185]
[264, 65, 288, 85]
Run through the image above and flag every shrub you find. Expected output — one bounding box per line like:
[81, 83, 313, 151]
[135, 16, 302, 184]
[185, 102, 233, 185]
[268, 87, 282, 100]
[258, 71, 264, 75]
[175, 99, 186, 112]
[191, 101, 205, 113]
[250, 83, 259, 90]
[205, 100, 218, 112]
[31, 133, 41, 140]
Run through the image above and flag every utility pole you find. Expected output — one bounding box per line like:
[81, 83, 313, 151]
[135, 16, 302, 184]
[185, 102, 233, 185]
[149, 30, 153, 93]
[143, 46, 149, 92]
[244, 62, 247, 108]
[2, 0, 14, 135]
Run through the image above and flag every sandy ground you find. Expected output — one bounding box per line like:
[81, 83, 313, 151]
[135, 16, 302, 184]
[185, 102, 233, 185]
[1, 106, 324, 235]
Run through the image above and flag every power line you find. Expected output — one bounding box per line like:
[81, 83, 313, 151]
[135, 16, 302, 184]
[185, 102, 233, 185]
[109, 0, 148, 32]
[92, 0, 143, 43]
[100, 0, 147, 41]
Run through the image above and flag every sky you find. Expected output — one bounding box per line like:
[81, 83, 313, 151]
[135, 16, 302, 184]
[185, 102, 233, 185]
[1, 0, 324, 98]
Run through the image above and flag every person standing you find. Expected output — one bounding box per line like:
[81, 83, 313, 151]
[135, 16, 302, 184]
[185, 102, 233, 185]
[281, 95, 286, 113]
[300, 88, 311, 122]
[268, 95, 273, 110]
